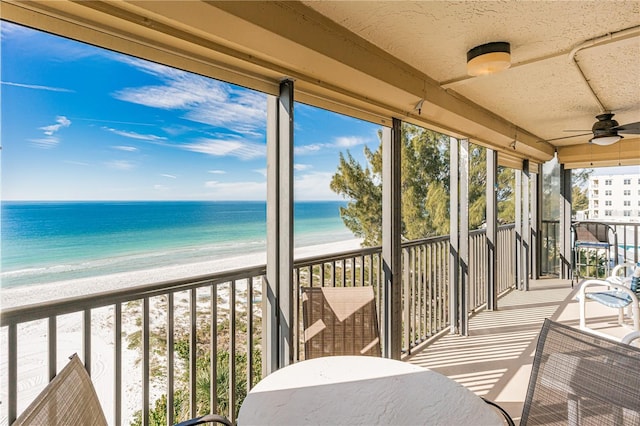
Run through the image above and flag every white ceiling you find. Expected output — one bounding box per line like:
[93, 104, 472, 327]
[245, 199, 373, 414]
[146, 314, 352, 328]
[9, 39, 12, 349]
[302, 1, 640, 148]
[2, 0, 639, 168]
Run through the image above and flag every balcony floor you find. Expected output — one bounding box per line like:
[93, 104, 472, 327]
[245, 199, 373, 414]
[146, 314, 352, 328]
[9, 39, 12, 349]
[405, 278, 636, 424]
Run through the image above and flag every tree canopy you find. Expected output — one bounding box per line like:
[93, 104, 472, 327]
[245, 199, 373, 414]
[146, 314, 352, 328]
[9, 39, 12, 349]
[331, 124, 515, 246]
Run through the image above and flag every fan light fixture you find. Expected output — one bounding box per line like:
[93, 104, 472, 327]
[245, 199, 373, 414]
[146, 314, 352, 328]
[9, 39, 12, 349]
[590, 113, 623, 146]
[590, 135, 622, 146]
[467, 42, 511, 76]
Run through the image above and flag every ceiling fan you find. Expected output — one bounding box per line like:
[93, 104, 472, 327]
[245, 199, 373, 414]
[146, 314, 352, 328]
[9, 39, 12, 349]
[545, 113, 640, 146]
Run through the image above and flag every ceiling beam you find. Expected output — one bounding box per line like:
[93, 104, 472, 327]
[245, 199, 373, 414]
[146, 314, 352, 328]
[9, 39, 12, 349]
[557, 138, 640, 169]
[2, 0, 554, 163]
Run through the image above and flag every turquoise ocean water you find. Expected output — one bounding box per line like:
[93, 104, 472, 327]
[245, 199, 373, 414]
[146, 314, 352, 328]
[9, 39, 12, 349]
[1, 201, 354, 289]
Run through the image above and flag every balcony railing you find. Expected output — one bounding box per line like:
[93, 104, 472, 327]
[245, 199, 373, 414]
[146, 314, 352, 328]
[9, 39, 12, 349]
[1, 226, 517, 426]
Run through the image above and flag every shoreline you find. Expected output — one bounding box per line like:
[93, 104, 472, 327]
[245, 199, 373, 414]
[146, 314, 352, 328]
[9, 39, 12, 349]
[0, 237, 363, 425]
[1, 238, 363, 310]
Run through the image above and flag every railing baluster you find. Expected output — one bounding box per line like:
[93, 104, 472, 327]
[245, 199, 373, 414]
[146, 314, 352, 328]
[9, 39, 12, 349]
[189, 289, 197, 420]
[247, 277, 254, 392]
[48, 316, 57, 380]
[167, 294, 174, 426]
[84, 308, 91, 375]
[115, 303, 122, 426]
[211, 284, 218, 415]
[8, 324, 17, 424]
[143, 297, 150, 426]
[229, 280, 237, 422]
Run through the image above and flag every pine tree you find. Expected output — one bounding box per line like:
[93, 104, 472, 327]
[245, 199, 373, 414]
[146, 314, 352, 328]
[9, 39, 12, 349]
[330, 124, 512, 246]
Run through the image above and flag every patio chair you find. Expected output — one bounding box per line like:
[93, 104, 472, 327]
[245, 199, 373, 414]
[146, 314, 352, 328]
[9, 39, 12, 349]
[301, 286, 381, 359]
[486, 319, 640, 426]
[13, 354, 108, 426]
[14, 353, 232, 426]
[577, 276, 640, 332]
[571, 222, 618, 286]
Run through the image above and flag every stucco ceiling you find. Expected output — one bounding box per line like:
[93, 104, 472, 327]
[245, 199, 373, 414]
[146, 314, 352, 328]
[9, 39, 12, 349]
[2, 0, 639, 168]
[302, 1, 640, 149]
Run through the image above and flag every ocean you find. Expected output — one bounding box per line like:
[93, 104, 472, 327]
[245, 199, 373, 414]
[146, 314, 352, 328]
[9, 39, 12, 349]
[1, 201, 355, 289]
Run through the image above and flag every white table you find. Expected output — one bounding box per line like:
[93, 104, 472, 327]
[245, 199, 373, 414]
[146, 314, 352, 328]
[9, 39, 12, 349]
[237, 356, 503, 425]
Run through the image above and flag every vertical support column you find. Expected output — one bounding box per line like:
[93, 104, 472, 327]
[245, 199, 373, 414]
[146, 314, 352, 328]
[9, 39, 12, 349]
[459, 139, 469, 335]
[522, 161, 530, 291]
[265, 80, 294, 374]
[382, 118, 402, 359]
[486, 149, 498, 310]
[531, 166, 542, 279]
[449, 137, 459, 334]
[515, 170, 522, 290]
[560, 165, 573, 280]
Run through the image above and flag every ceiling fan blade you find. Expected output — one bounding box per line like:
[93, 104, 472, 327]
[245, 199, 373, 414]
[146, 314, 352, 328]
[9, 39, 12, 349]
[613, 121, 640, 134]
[540, 132, 592, 142]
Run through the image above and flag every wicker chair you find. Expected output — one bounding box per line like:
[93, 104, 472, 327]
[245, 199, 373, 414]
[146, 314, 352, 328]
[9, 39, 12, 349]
[13, 354, 108, 426]
[301, 286, 381, 359]
[14, 353, 231, 426]
[488, 320, 640, 425]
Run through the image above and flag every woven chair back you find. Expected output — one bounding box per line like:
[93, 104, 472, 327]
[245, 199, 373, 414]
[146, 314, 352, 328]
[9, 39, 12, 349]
[302, 286, 381, 359]
[13, 354, 107, 426]
[522, 320, 640, 425]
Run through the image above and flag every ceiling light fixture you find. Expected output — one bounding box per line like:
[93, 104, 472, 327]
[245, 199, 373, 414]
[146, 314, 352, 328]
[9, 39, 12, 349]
[590, 112, 623, 145]
[467, 42, 511, 76]
[590, 134, 622, 146]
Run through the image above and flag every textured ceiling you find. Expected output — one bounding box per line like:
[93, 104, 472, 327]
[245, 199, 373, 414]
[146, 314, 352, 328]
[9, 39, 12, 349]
[303, 1, 640, 148]
[3, 0, 639, 167]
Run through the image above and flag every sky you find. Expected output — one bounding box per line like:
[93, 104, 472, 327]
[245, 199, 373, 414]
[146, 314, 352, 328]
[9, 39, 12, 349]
[2, 22, 637, 202]
[1, 21, 380, 201]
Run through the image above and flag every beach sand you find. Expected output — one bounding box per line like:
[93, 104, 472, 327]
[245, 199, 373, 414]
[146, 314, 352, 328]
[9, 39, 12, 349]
[0, 238, 362, 425]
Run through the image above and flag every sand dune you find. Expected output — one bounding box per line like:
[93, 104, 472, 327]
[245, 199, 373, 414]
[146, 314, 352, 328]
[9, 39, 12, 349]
[0, 238, 362, 425]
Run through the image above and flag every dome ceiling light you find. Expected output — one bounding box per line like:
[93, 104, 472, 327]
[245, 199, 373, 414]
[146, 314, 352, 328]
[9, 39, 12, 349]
[467, 42, 511, 76]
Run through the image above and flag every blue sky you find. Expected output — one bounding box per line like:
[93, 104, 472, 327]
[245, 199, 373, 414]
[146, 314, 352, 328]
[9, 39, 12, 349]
[1, 21, 380, 201]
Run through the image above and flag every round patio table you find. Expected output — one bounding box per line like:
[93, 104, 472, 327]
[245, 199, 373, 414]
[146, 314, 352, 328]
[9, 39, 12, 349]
[237, 355, 503, 425]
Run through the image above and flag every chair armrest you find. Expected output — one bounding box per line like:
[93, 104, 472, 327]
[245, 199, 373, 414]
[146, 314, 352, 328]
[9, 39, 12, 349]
[609, 262, 636, 282]
[622, 331, 640, 345]
[579, 279, 639, 304]
[578, 279, 618, 297]
[174, 414, 233, 426]
[481, 398, 515, 426]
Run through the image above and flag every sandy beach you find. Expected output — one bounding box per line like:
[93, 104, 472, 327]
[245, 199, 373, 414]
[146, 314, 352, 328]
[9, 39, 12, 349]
[0, 238, 362, 425]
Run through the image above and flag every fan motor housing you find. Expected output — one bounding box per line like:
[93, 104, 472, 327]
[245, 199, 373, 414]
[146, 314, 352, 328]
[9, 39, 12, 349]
[592, 113, 619, 137]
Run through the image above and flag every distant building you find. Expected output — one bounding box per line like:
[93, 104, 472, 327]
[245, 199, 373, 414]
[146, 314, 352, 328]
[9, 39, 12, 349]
[588, 174, 640, 222]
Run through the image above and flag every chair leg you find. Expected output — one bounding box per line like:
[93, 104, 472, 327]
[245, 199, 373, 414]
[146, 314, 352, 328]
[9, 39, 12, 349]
[632, 304, 640, 331]
[579, 297, 587, 330]
[618, 307, 624, 326]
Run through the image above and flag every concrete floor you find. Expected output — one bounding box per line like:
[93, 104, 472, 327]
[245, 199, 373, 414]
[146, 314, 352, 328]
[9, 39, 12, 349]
[405, 278, 638, 424]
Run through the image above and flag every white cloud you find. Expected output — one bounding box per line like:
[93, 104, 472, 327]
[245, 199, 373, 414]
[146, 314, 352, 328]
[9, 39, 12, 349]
[161, 174, 177, 179]
[105, 160, 135, 170]
[295, 136, 369, 156]
[294, 164, 312, 171]
[183, 139, 265, 160]
[335, 136, 366, 148]
[40, 116, 71, 136]
[104, 127, 166, 142]
[29, 136, 60, 149]
[154, 184, 170, 191]
[208, 170, 226, 174]
[112, 145, 138, 152]
[295, 171, 341, 201]
[253, 168, 267, 177]
[203, 180, 266, 200]
[295, 143, 324, 155]
[1, 81, 74, 93]
[113, 58, 267, 137]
